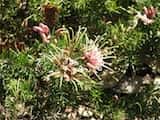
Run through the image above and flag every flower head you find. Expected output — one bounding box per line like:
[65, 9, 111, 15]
[61, 58, 79, 81]
[143, 6, 157, 19]
[33, 23, 51, 43]
[83, 47, 104, 72]
[82, 39, 114, 75]
[48, 50, 79, 81]
[136, 6, 157, 25]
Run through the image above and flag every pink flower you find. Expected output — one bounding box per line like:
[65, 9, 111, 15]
[136, 6, 157, 25]
[33, 23, 51, 43]
[83, 47, 104, 72]
[82, 38, 114, 77]
[143, 6, 157, 19]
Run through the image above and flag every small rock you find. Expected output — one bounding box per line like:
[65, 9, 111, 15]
[154, 76, 160, 85]
[82, 110, 93, 117]
[153, 76, 160, 89]
[90, 117, 96, 120]
[78, 105, 85, 115]
[65, 106, 73, 113]
[68, 111, 77, 120]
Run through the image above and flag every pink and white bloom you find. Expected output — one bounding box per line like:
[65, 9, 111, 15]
[33, 23, 51, 43]
[136, 12, 154, 25]
[136, 6, 157, 25]
[83, 47, 104, 72]
[82, 39, 114, 75]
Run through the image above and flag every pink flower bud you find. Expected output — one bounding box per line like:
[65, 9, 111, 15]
[143, 6, 157, 19]
[33, 23, 51, 43]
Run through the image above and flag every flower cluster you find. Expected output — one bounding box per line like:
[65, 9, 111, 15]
[33, 23, 51, 43]
[48, 51, 79, 81]
[46, 27, 114, 81]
